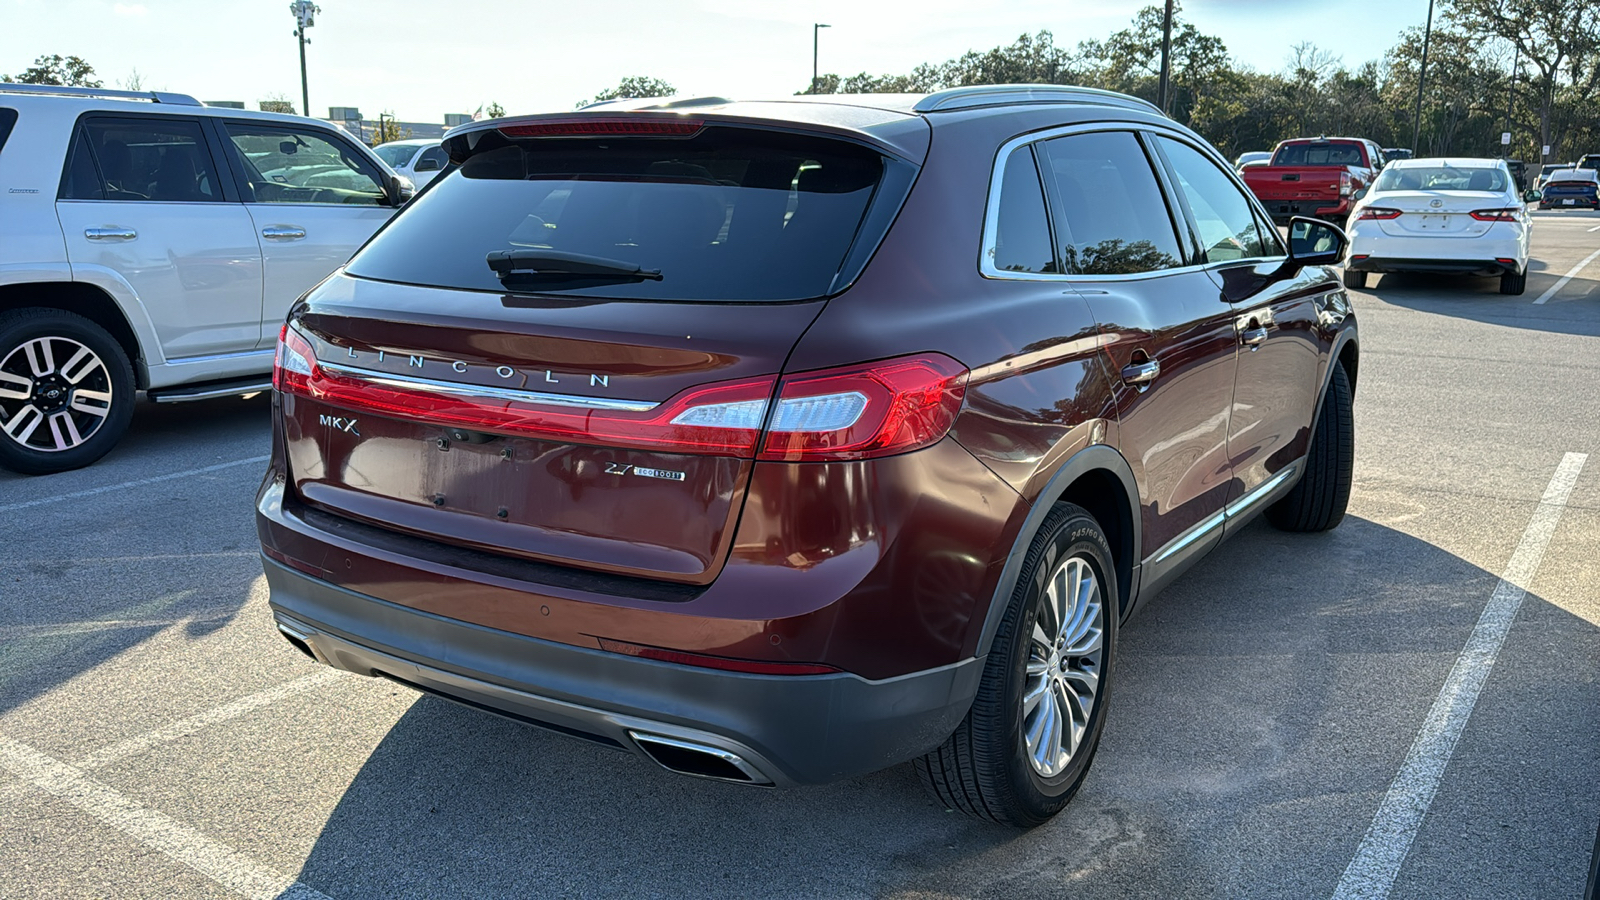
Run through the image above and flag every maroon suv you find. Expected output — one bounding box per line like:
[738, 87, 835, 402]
[257, 86, 1358, 827]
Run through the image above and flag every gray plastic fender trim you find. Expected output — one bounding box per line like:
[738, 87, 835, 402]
[972, 443, 1141, 659]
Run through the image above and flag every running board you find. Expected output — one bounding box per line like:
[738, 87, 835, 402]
[147, 378, 273, 403]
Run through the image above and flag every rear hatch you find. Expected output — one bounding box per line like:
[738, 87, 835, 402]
[276, 112, 919, 585]
[1243, 165, 1347, 202]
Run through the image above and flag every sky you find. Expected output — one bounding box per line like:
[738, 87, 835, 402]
[3, 0, 1431, 125]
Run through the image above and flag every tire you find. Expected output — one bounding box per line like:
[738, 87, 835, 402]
[0, 309, 136, 475]
[1342, 268, 1368, 290]
[1499, 268, 1527, 295]
[1266, 361, 1353, 532]
[916, 502, 1117, 827]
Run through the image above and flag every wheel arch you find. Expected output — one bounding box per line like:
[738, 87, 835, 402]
[971, 443, 1141, 660]
[0, 282, 148, 388]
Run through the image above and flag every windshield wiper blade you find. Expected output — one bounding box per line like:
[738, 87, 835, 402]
[486, 249, 662, 281]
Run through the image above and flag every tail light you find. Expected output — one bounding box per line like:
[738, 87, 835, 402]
[1470, 208, 1520, 221]
[757, 354, 968, 462]
[1339, 172, 1352, 198]
[1358, 207, 1403, 220]
[273, 326, 968, 460]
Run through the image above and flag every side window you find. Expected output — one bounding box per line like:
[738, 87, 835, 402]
[59, 128, 104, 201]
[0, 108, 17, 154]
[415, 145, 447, 172]
[989, 146, 1056, 275]
[1155, 136, 1272, 263]
[222, 123, 386, 205]
[76, 118, 222, 202]
[1037, 131, 1184, 276]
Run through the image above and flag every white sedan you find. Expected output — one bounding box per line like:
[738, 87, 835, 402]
[373, 138, 448, 187]
[1343, 158, 1533, 295]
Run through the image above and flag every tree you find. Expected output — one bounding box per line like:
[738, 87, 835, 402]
[8, 54, 101, 87]
[371, 112, 411, 145]
[581, 76, 674, 108]
[1445, 0, 1600, 161]
[259, 93, 296, 114]
[119, 68, 145, 91]
[485, 101, 505, 118]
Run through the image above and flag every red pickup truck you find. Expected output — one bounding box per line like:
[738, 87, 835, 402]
[1242, 137, 1383, 227]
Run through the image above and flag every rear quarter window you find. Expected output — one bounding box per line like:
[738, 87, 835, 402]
[344, 126, 898, 302]
[0, 108, 17, 154]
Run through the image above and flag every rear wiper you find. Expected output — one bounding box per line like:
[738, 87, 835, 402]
[485, 249, 662, 283]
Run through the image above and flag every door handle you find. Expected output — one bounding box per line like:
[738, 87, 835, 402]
[1121, 358, 1161, 389]
[84, 227, 136, 241]
[1240, 327, 1270, 348]
[261, 226, 307, 241]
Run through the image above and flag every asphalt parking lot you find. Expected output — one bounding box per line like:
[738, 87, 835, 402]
[1, 211, 1597, 900]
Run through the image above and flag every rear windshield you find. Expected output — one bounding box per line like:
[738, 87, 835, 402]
[345, 126, 891, 302]
[1548, 170, 1598, 184]
[1373, 166, 1509, 192]
[1272, 142, 1365, 167]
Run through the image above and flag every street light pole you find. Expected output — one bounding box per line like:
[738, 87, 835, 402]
[1410, 0, 1434, 154]
[1502, 49, 1519, 158]
[813, 23, 830, 93]
[290, 1, 320, 117]
[1157, 0, 1174, 114]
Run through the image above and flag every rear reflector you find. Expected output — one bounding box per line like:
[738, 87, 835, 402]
[597, 638, 840, 675]
[499, 118, 703, 138]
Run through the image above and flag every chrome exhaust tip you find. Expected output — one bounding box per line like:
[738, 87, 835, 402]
[629, 731, 773, 786]
[276, 619, 324, 664]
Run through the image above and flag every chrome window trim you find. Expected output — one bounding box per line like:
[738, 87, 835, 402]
[979, 122, 1290, 284]
[318, 362, 659, 412]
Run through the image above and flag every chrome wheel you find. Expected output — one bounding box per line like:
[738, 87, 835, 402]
[1022, 554, 1105, 778]
[0, 336, 115, 452]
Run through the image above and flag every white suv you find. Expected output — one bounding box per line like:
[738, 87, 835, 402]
[0, 83, 414, 474]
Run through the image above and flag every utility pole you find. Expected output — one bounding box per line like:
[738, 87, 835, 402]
[1157, 0, 1174, 114]
[1502, 49, 1519, 159]
[813, 23, 831, 93]
[290, 1, 320, 117]
[1411, 0, 1434, 154]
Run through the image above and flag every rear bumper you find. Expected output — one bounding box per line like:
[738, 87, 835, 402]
[1346, 256, 1521, 276]
[262, 555, 981, 786]
[1261, 198, 1350, 224]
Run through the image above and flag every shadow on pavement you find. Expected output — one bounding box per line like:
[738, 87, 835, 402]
[0, 393, 272, 717]
[279, 515, 1599, 899]
[1364, 269, 1600, 337]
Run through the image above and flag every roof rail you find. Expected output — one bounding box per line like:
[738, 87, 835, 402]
[0, 82, 202, 106]
[913, 85, 1163, 117]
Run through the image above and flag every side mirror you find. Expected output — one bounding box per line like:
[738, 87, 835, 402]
[1269, 216, 1347, 281]
[1523, 189, 1542, 203]
[386, 173, 416, 207]
[414, 157, 441, 172]
[1353, 187, 1368, 200]
[279, 140, 298, 155]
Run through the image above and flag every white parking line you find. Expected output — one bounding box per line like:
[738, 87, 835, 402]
[1587, 224, 1600, 232]
[0, 735, 333, 900]
[75, 670, 339, 771]
[0, 456, 269, 514]
[1331, 452, 1587, 900]
[1533, 248, 1600, 304]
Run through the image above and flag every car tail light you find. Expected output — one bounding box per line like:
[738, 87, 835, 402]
[1470, 208, 1520, 221]
[1358, 207, 1403, 220]
[273, 324, 315, 394]
[499, 118, 703, 138]
[757, 353, 968, 462]
[1339, 172, 1352, 198]
[596, 638, 841, 675]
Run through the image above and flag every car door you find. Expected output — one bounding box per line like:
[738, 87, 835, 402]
[1034, 129, 1239, 589]
[213, 120, 396, 348]
[1149, 134, 1330, 524]
[410, 144, 447, 186]
[54, 115, 263, 360]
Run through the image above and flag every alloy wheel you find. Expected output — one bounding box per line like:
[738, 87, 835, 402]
[1022, 554, 1105, 778]
[0, 336, 115, 452]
